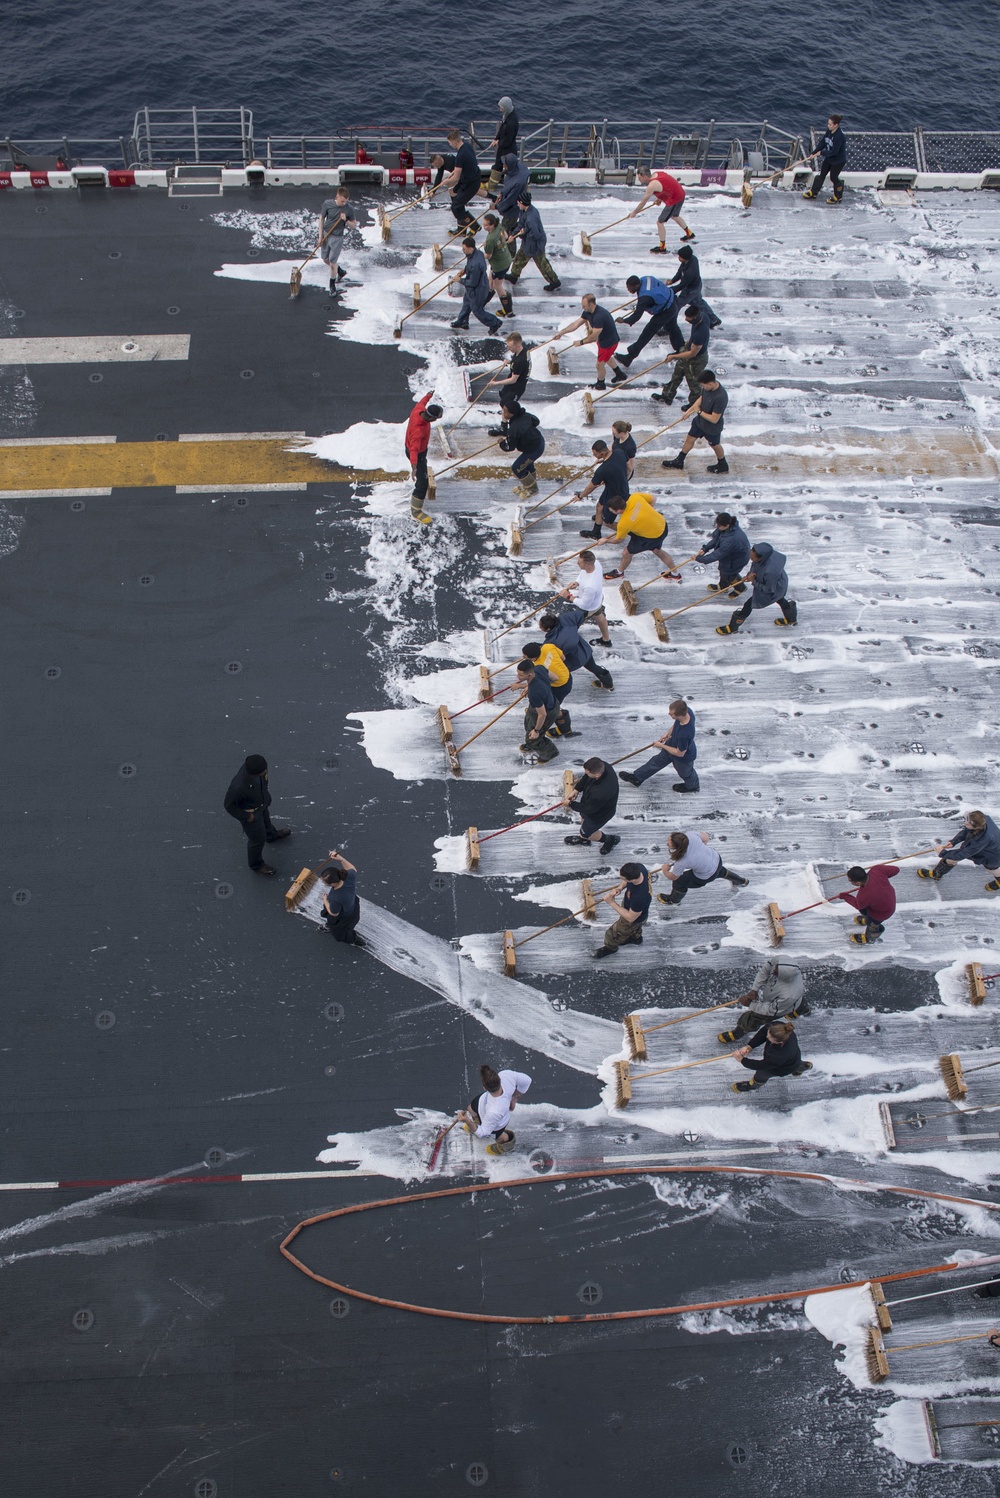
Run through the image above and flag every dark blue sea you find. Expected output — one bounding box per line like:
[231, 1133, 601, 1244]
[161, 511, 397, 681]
[3, 0, 998, 140]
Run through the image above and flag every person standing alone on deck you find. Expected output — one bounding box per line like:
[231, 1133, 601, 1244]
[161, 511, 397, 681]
[630, 167, 695, 251]
[405, 392, 443, 524]
[316, 188, 359, 296]
[487, 97, 519, 197]
[224, 754, 291, 876]
[803, 114, 848, 204]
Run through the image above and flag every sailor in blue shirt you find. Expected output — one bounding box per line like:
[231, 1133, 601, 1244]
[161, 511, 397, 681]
[594, 861, 652, 957]
[616, 274, 684, 364]
[655, 305, 711, 404]
[515, 659, 560, 763]
[803, 113, 848, 203]
[319, 851, 365, 947]
[450, 238, 503, 335]
[919, 810, 1000, 889]
[620, 699, 700, 792]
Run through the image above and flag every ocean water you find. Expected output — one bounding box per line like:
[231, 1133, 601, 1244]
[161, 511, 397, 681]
[4, 0, 999, 140]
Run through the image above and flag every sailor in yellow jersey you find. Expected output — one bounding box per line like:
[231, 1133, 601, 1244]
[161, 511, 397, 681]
[597, 491, 681, 581]
[521, 640, 578, 737]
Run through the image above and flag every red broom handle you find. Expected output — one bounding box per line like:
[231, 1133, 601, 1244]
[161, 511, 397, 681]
[478, 799, 567, 845]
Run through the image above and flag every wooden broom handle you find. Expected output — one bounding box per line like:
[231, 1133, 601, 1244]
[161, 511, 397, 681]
[610, 741, 660, 766]
[451, 682, 518, 718]
[434, 438, 501, 479]
[490, 590, 564, 645]
[513, 885, 623, 949]
[478, 799, 566, 845]
[397, 275, 461, 331]
[890, 1329, 999, 1353]
[643, 997, 742, 1034]
[587, 213, 635, 240]
[632, 552, 699, 594]
[636, 1052, 740, 1080]
[455, 691, 525, 753]
[387, 180, 446, 223]
[447, 367, 505, 435]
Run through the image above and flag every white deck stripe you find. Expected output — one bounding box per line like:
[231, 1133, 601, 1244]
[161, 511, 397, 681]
[602, 1146, 782, 1164]
[175, 483, 309, 493]
[0, 488, 112, 499]
[0, 435, 117, 446]
[178, 431, 307, 442]
[0, 335, 190, 364]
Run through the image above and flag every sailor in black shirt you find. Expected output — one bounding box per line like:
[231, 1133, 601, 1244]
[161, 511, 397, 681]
[223, 754, 292, 875]
[442, 128, 482, 227]
[490, 333, 532, 433]
[515, 660, 559, 763]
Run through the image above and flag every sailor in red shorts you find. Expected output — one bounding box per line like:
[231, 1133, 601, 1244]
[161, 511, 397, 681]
[555, 293, 627, 391]
[630, 168, 695, 252]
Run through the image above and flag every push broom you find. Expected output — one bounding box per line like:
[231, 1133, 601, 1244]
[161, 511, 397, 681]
[445, 691, 525, 777]
[284, 861, 326, 911]
[450, 318, 600, 439]
[619, 553, 698, 620]
[502, 883, 622, 977]
[623, 996, 745, 1063]
[429, 208, 492, 269]
[938, 1052, 1000, 1103]
[289, 224, 339, 298]
[965, 964, 997, 1005]
[763, 847, 938, 946]
[380, 180, 447, 241]
[579, 212, 635, 256]
[860, 1262, 1000, 1334]
[582, 353, 673, 425]
[650, 577, 751, 643]
[427, 1116, 462, 1172]
[464, 781, 577, 871]
[394, 276, 462, 339]
[435, 682, 520, 749]
[865, 1326, 999, 1385]
[613, 1052, 739, 1109]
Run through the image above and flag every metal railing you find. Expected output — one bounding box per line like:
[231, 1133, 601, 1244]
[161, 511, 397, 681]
[3, 109, 1000, 176]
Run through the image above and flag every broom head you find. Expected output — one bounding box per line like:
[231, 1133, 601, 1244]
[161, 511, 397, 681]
[580, 230, 592, 256]
[478, 665, 492, 699]
[939, 1053, 967, 1101]
[652, 608, 669, 643]
[381, 219, 392, 242]
[482, 627, 496, 662]
[866, 1327, 890, 1384]
[583, 391, 595, 426]
[968, 962, 987, 1006]
[289, 267, 303, 298]
[547, 347, 560, 376]
[620, 579, 638, 616]
[563, 768, 577, 799]
[613, 1059, 632, 1109]
[502, 930, 517, 977]
[393, 324, 403, 340]
[465, 827, 480, 871]
[412, 281, 422, 309]
[741, 181, 754, 209]
[870, 1281, 892, 1332]
[432, 244, 443, 270]
[285, 865, 317, 912]
[436, 705, 454, 745]
[878, 1101, 896, 1150]
[427, 468, 437, 499]
[446, 741, 462, 777]
[546, 558, 560, 584]
[624, 1015, 647, 1062]
[508, 506, 524, 557]
[581, 879, 596, 920]
[766, 902, 786, 946]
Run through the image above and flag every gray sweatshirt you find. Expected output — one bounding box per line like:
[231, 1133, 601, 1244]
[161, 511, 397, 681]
[750, 960, 804, 1018]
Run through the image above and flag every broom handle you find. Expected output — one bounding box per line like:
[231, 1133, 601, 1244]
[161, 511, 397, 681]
[610, 741, 661, 767]
[889, 1264, 1000, 1306]
[447, 368, 505, 435]
[437, 206, 492, 254]
[632, 553, 699, 594]
[817, 847, 938, 882]
[455, 692, 525, 753]
[588, 354, 672, 411]
[642, 997, 743, 1034]
[295, 222, 338, 275]
[451, 682, 518, 718]
[491, 591, 564, 645]
[434, 438, 501, 479]
[478, 799, 568, 845]
[524, 410, 692, 534]
[586, 213, 635, 241]
[962, 1058, 1000, 1077]
[514, 886, 623, 949]
[387, 180, 446, 223]
[396, 275, 460, 332]
[890, 1330, 999, 1354]
[658, 578, 750, 625]
[635, 1052, 740, 1081]
[938, 1421, 1000, 1430]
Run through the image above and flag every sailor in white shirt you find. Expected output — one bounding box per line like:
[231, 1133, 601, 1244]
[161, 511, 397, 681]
[559, 549, 611, 647]
[458, 1064, 532, 1155]
[657, 828, 748, 907]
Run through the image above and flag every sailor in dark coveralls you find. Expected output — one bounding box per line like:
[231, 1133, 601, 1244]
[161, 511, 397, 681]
[224, 754, 291, 875]
[732, 1021, 812, 1092]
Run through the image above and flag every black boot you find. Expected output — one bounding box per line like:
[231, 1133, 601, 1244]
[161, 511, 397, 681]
[661, 453, 685, 469]
[918, 860, 952, 881]
[579, 524, 602, 539]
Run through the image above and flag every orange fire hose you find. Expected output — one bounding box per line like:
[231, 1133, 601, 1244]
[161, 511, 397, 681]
[280, 1163, 999, 1324]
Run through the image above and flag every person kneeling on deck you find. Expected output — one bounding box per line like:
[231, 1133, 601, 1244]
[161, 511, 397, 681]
[521, 639, 576, 737]
[918, 809, 1000, 892]
[661, 370, 729, 475]
[564, 756, 621, 857]
[732, 1021, 811, 1093]
[319, 851, 366, 948]
[516, 659, 559, 763]
[835, 863, 899, 945]
[499, 402, 544, 499]
[657, 829, 748, 908]
[718, 959, 809, 1044]
[696, 512, 750, 594]
[594, 861, 652, 959]
[620, 698, 699, 793]
[717, 542, 797, 635]
[458, 1064, 532, 1155]
[598, 491, 679, 582]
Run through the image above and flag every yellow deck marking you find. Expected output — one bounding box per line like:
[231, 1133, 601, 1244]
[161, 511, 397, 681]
[0, 427, 995, 495]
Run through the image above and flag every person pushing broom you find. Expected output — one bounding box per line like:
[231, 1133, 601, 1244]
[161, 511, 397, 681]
[457, 1064, 532, 1155]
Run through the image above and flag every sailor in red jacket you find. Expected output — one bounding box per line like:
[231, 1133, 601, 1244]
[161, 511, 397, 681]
[836, 863, 899, 945]
[405, 393, 443, 525]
